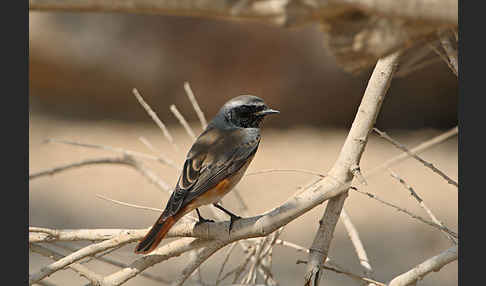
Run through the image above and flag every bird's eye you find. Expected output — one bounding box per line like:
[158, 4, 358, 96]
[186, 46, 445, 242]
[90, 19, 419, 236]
[238, 106, 252, 115]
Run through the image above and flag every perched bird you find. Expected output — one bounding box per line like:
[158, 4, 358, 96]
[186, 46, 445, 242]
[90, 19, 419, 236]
[135, 95, 279, 254]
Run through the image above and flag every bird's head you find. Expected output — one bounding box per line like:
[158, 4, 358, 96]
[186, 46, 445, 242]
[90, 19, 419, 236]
[216, 95, 279, 128]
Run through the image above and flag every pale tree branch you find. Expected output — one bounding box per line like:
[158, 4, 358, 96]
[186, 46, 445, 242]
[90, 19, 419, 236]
[304, 192, 349, 286]
[30, 244, 104, 285]
[340, 208, 376, 285]
[304, 50, 402, 286]
[29, 230, 140, 284]
[388, 246, 458, 286]
[29, 0, 457, 25]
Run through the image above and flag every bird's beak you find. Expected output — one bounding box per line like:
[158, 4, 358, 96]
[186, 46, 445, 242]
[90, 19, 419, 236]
[255, 108, 280, 116]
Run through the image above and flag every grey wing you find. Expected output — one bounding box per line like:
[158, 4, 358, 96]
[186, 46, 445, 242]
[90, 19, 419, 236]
[162, 133, 259, 218]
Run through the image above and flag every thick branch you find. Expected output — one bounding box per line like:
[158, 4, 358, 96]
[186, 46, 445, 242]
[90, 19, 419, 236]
[29, 0, 457, 25]
[304, 193, 348, 285]
[304, 50, 401, 285]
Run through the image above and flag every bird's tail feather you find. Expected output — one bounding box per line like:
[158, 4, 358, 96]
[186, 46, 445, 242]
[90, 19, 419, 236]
[135, 215, 176, 254]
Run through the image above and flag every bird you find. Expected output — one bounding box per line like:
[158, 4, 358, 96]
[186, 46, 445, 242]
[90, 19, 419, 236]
[135, 95, 279, 254]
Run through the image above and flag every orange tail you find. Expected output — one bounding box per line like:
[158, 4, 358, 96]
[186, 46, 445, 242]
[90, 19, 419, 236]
[135, 215, 176, 254]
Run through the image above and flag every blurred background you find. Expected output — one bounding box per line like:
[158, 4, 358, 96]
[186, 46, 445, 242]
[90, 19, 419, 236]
[29, 11, 458, 286]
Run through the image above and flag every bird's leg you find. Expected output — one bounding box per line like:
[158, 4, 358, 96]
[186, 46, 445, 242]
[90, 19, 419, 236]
[213, 203, 242, 232]
[195, 208, 214, 224]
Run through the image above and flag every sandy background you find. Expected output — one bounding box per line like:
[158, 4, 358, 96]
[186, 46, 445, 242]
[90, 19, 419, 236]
[29, 110, 458, 286]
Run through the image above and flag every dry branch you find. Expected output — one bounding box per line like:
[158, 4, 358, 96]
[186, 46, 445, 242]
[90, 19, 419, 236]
[132, 88, 180, 152]
[373, 128, 458, 187]
[29, 0, 456, 73]
[388, 246, 458, 286]
[366, 126, 458, 178]
[30, 154, 171, 191]
[340, 209, 375, 284]
[304, 192, 348, 285]
[389, 170, 457, 244]
[30, 244, 104, 285]
[304, 50, 401, 286]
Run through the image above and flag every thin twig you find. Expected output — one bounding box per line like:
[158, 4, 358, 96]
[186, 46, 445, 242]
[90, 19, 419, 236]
[45, 138, 172, 166]
[438, 31, 458, 76]
[138, 136, 177, 169]
[367, 126, 458, 178]
[216, 242, 238, 284]
[95, 194, 163, 213]
[350, 187, 458, 239]
[373, 128, 458, 187]
[340, 209, 376, 284]
[29, 157, 131, 180]
[170, 104, 197, 140]
[132, 88, 179, 151]
[184, 82, 207, 130]
[171, 240, 227, 286]
[428, 43, 457, 76]
[30, 155, 171, 191]
[389, 170, 457, 244]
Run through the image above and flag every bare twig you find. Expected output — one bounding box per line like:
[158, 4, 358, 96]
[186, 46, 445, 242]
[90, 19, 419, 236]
[428, 43, 457, 77]
[30, 153, 170, 192]
[171, 240, 227, 286]
[389, 170, 457, 244]
[132, 88, 179, 152]
[340, 209, 376, 284]
[388, 246, 458, 286]
[438, 31, 458, 76]
[184, 82, 207, 130]
[95, 194, 163, 214]
[44, 138, 172, 166]
[367, 126, 458, 178]
[138, 136, 177, 169]
[216, 242, 238, 284]
[29, 157, 128, 180]
[351, 188, 458, 239]
[170, 104, 197, 141]
[373, 128, 458, 187]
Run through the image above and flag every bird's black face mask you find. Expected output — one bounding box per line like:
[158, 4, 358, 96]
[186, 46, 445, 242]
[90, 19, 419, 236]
[228, 105, 266, 128]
